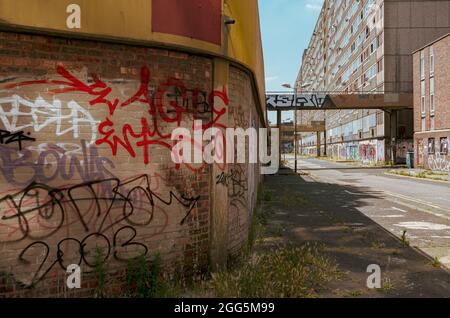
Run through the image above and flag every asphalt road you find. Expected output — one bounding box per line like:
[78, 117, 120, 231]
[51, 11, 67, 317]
[283, 156, 450, 267]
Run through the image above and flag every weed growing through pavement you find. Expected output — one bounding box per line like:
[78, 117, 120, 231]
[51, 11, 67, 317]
[401, 230, 410, 247]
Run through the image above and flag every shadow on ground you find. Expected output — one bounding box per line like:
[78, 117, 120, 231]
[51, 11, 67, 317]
[261, 168, 450, 298]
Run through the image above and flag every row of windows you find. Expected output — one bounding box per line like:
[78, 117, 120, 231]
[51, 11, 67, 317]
[420, 46, 435, 132]
[328, 113, 378, 138]
[427, 137, 448, 155]
[302, 0, 382, 91]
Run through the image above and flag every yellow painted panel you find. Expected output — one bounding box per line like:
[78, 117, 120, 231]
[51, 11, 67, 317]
[0, 0, 265, 114]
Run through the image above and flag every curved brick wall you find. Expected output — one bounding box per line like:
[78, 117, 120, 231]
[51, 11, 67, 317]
[0, 31, 260, 297]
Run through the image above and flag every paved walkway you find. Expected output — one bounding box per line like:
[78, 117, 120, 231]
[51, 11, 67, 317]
[262, 170, 450, 297]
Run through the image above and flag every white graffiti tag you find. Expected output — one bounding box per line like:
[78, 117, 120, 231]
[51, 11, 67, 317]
[0, 95, 99, 143]
[428, 153, 450, 172]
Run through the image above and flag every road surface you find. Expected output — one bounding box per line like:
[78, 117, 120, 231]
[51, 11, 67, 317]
[284, 156, 450, 267]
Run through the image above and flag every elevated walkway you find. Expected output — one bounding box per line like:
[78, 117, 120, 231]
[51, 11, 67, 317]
[266, 92, 413, 110]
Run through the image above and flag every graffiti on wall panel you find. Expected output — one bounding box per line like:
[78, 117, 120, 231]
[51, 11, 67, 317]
[377, 141, 385, 162]
[0, 129, 35, 150]
[6, 65, 229, 169]
[0, 140, 115, 187]
[359, 143, 376, 163]
[0, 59, 263, 291]
[0, 174, 199, 287]
[428, 153, 450, 172]
[0, 95, 99, 144]
[395, 140, 413, 163]
[266, 94, 327, 109]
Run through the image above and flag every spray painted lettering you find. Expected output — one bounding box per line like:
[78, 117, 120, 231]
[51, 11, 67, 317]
[0, 139, 115, 186]
[0, 129, 35, 150]
[6, 66, 228, 168]
[0, 174, 199, 287]
[0, 95, 99, 144]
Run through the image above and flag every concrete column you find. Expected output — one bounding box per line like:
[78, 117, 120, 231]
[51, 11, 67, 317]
[384, 110, 398, 163]
[210, 58, 229, 271]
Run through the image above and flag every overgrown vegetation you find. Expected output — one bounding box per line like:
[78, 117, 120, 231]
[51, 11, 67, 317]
[388, 169, 449, 182]
[86, 182, 341, 298]
[93, 247, 108, 298]
[125, 254, 174, 298]
[401, 230, 410, 247]
[206, 243, 341, 298]
[432, 256, 442, 268]
[193, 182, 341, 298]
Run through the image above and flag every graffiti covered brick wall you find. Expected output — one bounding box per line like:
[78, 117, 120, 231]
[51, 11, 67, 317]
[226, 67, 260, 256]
[0, 32, 260, 296]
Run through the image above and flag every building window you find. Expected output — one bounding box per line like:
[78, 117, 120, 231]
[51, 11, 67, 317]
[441, 138, 449, 155]
[428, 138, 435, 154]
[376, 112, 384, 125]
[420, 50, 425, 80]
[377, 58, 384, 73]
[421, 80, 426, 115]
[377, 31, 384, 47]
[430, 77, 435, 115]
[430, 46, 434, 77]
[421, 117, 426, 132]
[430, 116, 435, 131]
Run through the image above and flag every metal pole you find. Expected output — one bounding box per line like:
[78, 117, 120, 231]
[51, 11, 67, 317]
[294, 88, 298, 173]
[323, 109, 327, 156]
[277, 110, 282, 169]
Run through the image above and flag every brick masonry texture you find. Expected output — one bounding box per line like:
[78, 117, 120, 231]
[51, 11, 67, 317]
[413, 35, 450, 171]
[0, 31, 260, 297]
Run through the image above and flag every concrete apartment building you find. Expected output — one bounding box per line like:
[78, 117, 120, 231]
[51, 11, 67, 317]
[413, 34, 450, 171]
[296, 0, 450, 164]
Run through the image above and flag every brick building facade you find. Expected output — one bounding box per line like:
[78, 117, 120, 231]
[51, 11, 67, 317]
[413, 34, 450, 171]
[297, 0, 450, 164]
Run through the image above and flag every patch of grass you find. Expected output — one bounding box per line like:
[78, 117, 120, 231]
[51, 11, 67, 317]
[416, 171, 427, 179]
[370, 240, 386, 249]
[377, 277, 395, 294]
[280, 194, 309, 207]
[247, 208, 269, 252]
[389, 169, 449, 182]
[385, 161, 394, 167]
[125, 254, 174, 298]
[432, 257, 442, 268]
[401, 230, 410, 247]
[206, 243, 341, 298]
[269, 224, 285, 237]
[359, 231, 387, 249]
[93, 247, 108, 298]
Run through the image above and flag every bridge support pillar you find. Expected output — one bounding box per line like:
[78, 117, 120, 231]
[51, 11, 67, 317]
[316, 131, 321, 157]
[277, 110, 282, 168]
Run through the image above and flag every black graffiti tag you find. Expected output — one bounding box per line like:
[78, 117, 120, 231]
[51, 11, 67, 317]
[0, 129, 35, 150]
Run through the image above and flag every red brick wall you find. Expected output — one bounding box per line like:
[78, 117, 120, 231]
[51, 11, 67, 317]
[413, 36, 450, 169]
[227, 67, 260, 257]
[0, 31, 259, 297]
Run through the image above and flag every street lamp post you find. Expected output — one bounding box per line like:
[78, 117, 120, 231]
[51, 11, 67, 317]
[282, 83, 297, 173]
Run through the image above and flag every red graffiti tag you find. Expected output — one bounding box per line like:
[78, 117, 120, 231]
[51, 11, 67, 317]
[5, 65, 229, 169]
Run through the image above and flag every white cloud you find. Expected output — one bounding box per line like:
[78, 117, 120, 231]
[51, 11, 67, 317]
[305, 0, 323, 11]
[265, 76, 279, 82]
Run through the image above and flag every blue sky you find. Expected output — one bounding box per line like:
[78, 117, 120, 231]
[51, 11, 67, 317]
[259, 0, 323, 123]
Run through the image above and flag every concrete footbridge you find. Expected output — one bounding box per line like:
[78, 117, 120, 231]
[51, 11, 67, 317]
[266, 92, 413, 111]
